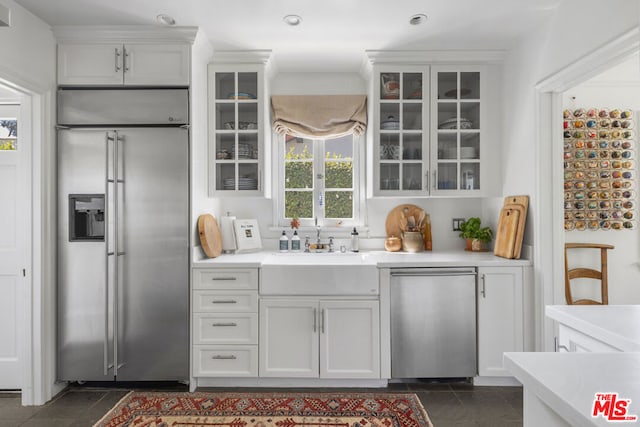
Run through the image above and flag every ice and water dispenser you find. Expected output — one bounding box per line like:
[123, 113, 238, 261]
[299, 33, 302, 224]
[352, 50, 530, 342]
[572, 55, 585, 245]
[68, 195, 105, 241]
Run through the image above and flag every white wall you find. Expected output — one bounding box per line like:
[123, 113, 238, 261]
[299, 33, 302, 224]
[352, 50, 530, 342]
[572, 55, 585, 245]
[214, 71, 493, 251]
[0, 0, 56, 89]
[190, 30, 219, 249]
[561, 78, 640, 303]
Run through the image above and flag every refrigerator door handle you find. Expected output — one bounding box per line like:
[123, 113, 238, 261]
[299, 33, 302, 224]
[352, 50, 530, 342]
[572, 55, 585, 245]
[105, 132, 115, 376]
[113, 131, 120, 377]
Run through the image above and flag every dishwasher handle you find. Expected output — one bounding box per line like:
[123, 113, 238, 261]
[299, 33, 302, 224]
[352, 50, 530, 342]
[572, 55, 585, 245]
[390, 268, 476, 277]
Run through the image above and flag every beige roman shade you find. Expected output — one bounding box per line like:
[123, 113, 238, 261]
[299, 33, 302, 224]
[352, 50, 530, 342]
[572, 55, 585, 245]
[271, 95, 367, 138]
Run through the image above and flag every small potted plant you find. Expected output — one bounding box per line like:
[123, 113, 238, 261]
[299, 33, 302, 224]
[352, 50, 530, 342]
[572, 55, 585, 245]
[458, 217, 493, 251]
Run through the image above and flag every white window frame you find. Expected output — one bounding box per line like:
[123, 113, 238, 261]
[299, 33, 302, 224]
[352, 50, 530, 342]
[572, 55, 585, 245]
[274, 132, 365, 229]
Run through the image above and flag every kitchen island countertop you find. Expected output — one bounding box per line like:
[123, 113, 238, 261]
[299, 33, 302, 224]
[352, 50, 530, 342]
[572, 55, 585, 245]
[505, 351, 640, 427]
[546, 305, 640, 352]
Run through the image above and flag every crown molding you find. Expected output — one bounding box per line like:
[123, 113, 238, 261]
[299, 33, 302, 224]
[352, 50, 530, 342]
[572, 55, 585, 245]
[212, 50, 273, 65]
[364, 49, 507, 65]
[52, 25, 198, 44]
[536, 27, 639, 92]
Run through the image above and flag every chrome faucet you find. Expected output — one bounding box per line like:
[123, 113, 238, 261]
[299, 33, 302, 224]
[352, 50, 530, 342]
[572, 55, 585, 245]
[315, 217, 321, 246]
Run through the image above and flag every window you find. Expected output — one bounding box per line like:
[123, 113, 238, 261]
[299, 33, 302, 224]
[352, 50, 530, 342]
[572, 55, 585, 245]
[0, 115, 17, 151]
[278, 133, 361, 227]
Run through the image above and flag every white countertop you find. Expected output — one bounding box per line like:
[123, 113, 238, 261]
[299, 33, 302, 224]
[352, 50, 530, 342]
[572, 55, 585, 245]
[504, 352, 640, 426]
[192, 249, 532, 268]
[546, 305, 640, 352]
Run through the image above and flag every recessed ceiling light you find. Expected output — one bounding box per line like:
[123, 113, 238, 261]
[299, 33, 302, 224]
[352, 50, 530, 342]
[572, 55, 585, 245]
[283, 15, 302, 26]
[156, 14, 176, 26]
[409, 14, 428, 25]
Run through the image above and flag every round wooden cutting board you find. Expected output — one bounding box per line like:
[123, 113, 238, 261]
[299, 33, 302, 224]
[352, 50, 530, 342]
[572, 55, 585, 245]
[198, 214, 222, 258]
[385, 204, 425, 237]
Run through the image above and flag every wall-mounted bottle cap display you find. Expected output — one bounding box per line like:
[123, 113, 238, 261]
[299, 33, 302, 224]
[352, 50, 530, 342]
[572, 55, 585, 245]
[564, 107, 635, 231]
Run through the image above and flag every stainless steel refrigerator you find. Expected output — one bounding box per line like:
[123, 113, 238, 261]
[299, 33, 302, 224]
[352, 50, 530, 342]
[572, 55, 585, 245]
[57, 89, 189, 382]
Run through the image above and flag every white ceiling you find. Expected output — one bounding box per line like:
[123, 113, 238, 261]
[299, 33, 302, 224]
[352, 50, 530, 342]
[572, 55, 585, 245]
[15, 0, 563, 72]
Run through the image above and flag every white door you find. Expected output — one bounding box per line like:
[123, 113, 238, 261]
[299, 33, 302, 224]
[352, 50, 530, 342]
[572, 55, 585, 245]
[0, 103, 26, 389]
[259, 299, 318, 378]
[320, 300, 380, 379]
[477, 267, 524, 377]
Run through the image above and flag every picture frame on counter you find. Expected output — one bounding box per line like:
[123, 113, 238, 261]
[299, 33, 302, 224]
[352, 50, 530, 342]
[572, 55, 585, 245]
[233, 219, 262, 252]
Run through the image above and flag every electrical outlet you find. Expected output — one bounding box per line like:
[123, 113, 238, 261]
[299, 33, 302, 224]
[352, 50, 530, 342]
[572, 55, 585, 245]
[452, 218, 465, 231]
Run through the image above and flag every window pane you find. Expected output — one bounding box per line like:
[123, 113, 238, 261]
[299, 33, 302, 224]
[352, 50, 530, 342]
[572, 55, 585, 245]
[0, 119, 17, 150]
[286, 136, 313, 158]
[325, 161, 352, 188]
[325, 191, 353, 219]
[325, 135, 353, 158]
[285, 161, 313, 189]
[285, 191, 313, 219]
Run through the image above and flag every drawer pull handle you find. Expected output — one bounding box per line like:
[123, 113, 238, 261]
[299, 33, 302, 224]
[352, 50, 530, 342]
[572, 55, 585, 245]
[212, 322, 237, 327]
[211, 277, 237, 281]
[212, 300, 237, 304]
[211, 355, 237, 360]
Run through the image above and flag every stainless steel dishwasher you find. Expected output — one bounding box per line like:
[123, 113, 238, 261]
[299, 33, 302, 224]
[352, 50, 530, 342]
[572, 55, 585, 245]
[390, 267, 477, 378]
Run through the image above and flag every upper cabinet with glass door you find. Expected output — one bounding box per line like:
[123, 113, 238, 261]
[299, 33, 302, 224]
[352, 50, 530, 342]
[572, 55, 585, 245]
[431, 67, 483, 194]
[209, 64, 265, 196]
[374, 66, 429, 196]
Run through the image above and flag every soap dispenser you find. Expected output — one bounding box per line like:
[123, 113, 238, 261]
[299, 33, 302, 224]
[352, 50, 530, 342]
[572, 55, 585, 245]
[350, 227, 359, 252]
[279, 230, 289, 252]
[291, 230, 301, 252]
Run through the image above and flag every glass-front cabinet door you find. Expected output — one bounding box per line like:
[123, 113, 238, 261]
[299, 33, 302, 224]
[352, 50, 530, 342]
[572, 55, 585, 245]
[374, 66, 429, 196]
[209, 65, 263, 195]
[431, 67, 483, 194]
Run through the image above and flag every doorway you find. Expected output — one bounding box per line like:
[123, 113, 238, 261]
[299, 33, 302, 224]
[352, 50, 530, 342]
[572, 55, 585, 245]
[0, 86, 27, 391]
[535, 28, 640, 349]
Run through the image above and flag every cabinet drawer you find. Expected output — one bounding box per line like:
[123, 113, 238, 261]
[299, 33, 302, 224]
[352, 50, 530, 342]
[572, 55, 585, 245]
[193, 290, 258, 312]
[193, 269, 258, 290]
[193, 313, 258, 345]
[193, 345, 258, 377]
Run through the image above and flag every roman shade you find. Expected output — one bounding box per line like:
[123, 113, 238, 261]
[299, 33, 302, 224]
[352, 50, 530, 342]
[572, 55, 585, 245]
[271, 95, 367, 138]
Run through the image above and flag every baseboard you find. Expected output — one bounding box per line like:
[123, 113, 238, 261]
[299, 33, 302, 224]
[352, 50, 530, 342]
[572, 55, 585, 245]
[194, 377, 389, 389]
[473, 376, 522, 386]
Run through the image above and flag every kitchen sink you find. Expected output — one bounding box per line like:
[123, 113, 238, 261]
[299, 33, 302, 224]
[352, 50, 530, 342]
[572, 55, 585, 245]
[260, 252, 378, 295]
[263, 251, 371, 265]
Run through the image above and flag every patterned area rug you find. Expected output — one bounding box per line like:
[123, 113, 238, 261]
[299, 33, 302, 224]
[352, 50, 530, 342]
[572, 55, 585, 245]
[93, 391, 432, 427]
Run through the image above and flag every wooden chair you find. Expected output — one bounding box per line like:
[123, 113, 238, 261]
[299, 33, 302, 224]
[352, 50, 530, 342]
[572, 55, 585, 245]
[564, 243, 614, 305]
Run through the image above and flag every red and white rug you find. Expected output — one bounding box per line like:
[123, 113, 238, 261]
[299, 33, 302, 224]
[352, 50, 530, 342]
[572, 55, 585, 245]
[94, 391, 432, 427]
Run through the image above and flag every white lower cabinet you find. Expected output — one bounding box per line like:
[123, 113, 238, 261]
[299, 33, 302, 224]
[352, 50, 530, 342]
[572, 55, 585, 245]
[477, 266, 524, 377]
[259, 299, 380, 379]
[192, 268, 259, 378]
[557, 324, 620, 353]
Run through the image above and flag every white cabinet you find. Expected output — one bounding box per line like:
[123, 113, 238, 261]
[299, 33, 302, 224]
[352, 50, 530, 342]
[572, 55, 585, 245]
[208, 59, 270, 197]
[373, 66, 429, 196]
[557, 324, 620, 353]
[259, 298, 380, 379]
[370, 62, 493, 197]
[57, 43, 190, 86]
[477, 266, 524, 377]
[431, 66, 484, 195]
[192, 268, 259, 378]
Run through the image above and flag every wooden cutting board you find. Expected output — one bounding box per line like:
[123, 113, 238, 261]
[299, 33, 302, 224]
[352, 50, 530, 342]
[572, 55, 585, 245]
[504, 195, 529, 259]
[198, 214, 222, 258]
[385, 204, 425, 237]
[494, 207, 520, 259]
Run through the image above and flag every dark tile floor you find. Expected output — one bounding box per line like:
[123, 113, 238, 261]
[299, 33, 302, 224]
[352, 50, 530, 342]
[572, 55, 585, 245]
[0, 381, 523, 427]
